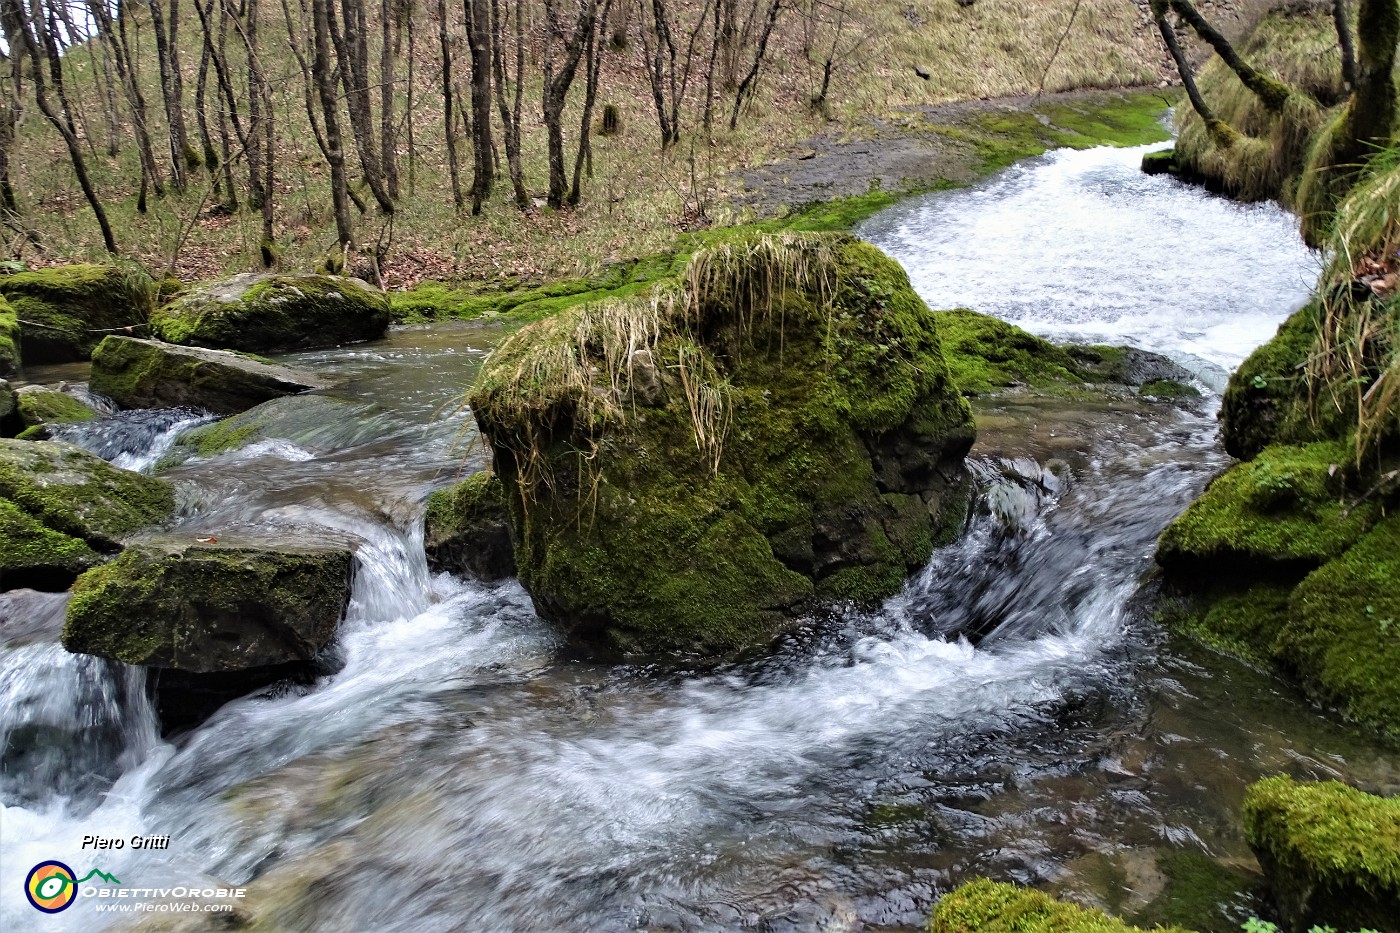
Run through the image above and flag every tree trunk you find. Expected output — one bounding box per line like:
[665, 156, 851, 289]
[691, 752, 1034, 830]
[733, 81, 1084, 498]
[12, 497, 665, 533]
[313, 0, 355, 248]
[491, 0, 529, 209]
[380, 0, 400, 198]
[148, 0, 190, 190]
[729, 0, 780, 130]
[331, 0, 394, 212]
[465, 0, 495, 213]
[542, 0, 600, 209]
[1165, 0, 1295, 113]
[570, 0, 611, 204]
[439, 0, 464, 210]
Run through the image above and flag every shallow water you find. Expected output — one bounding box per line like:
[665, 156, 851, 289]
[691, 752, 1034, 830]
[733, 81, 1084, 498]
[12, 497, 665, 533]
[2, 147, 1390, 933]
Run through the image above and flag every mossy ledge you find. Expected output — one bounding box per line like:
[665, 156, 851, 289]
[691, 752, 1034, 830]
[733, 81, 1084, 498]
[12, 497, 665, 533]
[1243, 776, 1400, 933]
[928, 878, 1194, 933]
[469, 232, 975, 657]
[0, 264, 153, 364]
[423, 471, 516, 582]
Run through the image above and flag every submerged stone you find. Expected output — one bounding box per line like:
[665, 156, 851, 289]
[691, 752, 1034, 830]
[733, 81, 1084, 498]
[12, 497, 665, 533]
[0, 439, 174, 590]
[470, 232, 976, 656]
[151, 272, 390, 354]
[424, 471, 516, 581]
[89, 335, 333, 415]
[164, 394, 390, 464]
[0, 264, 153, 363]
[1243, 776, 1400, 933]
[63, 542, 353, 672]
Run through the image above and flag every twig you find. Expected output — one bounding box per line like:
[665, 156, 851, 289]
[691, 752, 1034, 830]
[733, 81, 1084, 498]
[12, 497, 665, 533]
[1035, 0, 1084, 102]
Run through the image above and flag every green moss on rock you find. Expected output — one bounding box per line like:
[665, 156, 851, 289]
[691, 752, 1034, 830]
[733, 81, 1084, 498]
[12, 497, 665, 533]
[14, 387, 98, 428]
[1220, 305, 1326, 461]
[470, 232, 976, 656]
[929, 878, 1194, 933]
[1278, 515, 1400, 736]
[1156, 442, 1377, 577]
[0, 294, 19, 377]
[1140, 148, 1179, 177]
[1243, 776, 1400, 933]
[0, 439, 175, 552]
[152, 273, 390, 353]
[0, 497, 99, 587]
[0, 264, 153, 364]
[424, 471, 516, 581]
[933, 309, 1083, 395]
[63, 543, 353, 672]
[1139, 380, 1200, 401]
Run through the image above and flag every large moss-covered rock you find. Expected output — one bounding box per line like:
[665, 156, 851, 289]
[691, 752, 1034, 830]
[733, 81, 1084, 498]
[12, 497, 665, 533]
[152, 273, 390, 354]
[0, 264, 153, 363]
[424, 471, 515, 581]
[470, 233, 976, 656]
[1277, 515, 1400, 735]
[0, 293, 19, 376]
[1156, 441, 1379, 578]
[1243, 776, 1400, 933]
[89, 335, 332, 415]
[63, 542, 353, 672]
[0, 439, 174, 590]
[1220, 304, 1326, 461]
[929, 878, 1194, 933]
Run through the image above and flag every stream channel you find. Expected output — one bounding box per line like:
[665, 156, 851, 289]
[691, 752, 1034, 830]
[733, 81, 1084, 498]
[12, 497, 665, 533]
[2, 142, 1397, 932]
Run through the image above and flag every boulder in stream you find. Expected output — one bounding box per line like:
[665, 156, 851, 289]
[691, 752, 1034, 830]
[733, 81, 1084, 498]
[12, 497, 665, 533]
[12, 385, 99, 439]
[0, 439, 175, 590]
[1243, 776, 1400, 933]
[0, 264, 153, 363]
[424, 471, 516, 581]
[151, 272, 390, 354]
[89, 335, 333, 415]
[63, 541, 354, 672]
[163, 393, 390, 464]
[470, 232, 976, 656]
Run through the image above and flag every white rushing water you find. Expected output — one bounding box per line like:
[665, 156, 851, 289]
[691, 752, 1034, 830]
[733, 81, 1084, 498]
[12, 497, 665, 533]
[857, 143, 1318, 385]
[1, 148, 1345, 932]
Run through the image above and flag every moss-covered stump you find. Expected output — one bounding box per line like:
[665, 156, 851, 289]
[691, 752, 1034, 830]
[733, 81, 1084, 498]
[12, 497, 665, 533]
[1243, 776, 1400, 933]
[151, 273, 390, 354]
[89, 335, 333, 415]
[424, 471, 516, 582]
[1277, 515, 1400, 734]
[14, 386, 98, 430]
[929, 878, 1194, 933]
[470, 232, 976, 656]
[0, 264, 153, 364]
[63, 542, 353, 672]
[1156, 441, 1378, 579]
[0, 439, 174, 590]
[1140, 148, 1178, 177]
[0, 294, 19, 376]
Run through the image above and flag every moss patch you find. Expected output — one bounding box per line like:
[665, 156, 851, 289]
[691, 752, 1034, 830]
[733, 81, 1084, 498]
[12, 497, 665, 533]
[1156, 442, 1377, 578]
[0, 264, 153, 364]
[423, 471, 516, 581]
[1130, 849, 1257, 933]
[0, 497, 99, 587]
[0, 294, 19, 377]
[929, 878, 1194, 933]
[470, 233, 975, 656]
[1278, 515, 1400, 736]
[1243, 776, 1400, 933]
[1220, 304, 1327, 461]
[15, 389, 98, 428]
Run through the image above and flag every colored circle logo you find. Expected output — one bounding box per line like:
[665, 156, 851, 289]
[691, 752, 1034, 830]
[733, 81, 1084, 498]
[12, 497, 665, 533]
[25, 861, 77, 913]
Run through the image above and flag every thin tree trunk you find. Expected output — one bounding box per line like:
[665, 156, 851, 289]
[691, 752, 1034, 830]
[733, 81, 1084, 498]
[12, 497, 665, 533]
[313, 0, 355, 247]
[1332, 0, 1358, 89]
[439, 0, 464, 210]
[465, 0, 495, 213]
[148, 0, 190, 190]
[1154, 8, 1238, 149]
[491, 0, 528, 208]
[729, 0, 780, 130]
[332, 0, 394, 212]
[1165, 0, 1295, 113]
[570, 0, 611, 204]
[380, 0, 400, 198]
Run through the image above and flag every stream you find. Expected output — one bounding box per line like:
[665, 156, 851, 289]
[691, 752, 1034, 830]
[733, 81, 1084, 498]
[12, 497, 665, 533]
[2, 143, 1396, 933]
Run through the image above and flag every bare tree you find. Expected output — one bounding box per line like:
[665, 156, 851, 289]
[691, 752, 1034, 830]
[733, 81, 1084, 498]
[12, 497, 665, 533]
[312, 0, 356, 248]
[465, 0, 495, 213]
[729, 0, 781, 130]
[542, 0, 603, 208]
[148, 0, 193, 190]
[492, 0, 529, 209]
[438, 0, 465, 210]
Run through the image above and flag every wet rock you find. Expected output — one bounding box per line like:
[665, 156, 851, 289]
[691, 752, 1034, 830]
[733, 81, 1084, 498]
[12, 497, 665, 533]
[470, 232, 976, 656]
[424, 471, 516, 582]
[151, 272, 390, 354]
[163, 394, 390, 464]
[89, 335, 332, 415]
[0, 264, 153, 363]
[0, 379, 16, 436]
[0, 439, 175, 591]
[1066, 344, 1195, 387]
[13, 385, 99, 433]
[1244, 776, 1400, 933]
[64, 542, 352, 671]
[1140, 147, 1178, 176]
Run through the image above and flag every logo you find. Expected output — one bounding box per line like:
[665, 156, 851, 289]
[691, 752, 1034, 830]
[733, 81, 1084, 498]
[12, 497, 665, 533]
[24, 862, 121, 913]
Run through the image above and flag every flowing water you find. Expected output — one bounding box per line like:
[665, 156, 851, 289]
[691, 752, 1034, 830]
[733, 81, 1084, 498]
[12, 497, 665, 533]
[2, 144, 1395, 933]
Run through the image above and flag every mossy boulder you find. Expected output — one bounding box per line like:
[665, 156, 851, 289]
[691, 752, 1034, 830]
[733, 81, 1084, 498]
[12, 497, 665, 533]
[63, 542, 353, 672]
[0, 439, 175, 590]
[1220, 304, 1325, 461]
[0, 379, 16, 437]
[1243, 776, 1400, 933]
[89, 335, 333, 415]
[0, 293, 19, 376]
[151, 273, 390, 354]
[470, 233, 976, 656]
[1156, 441, 1378, 578]
[424, 471, 516, 581]
[14, 386, 98, 429]
[0, 264, 153, 363]
[1277, 515, 1400, 735]
[928, 878, 1194, 933]
[1140, 147, 1179, 176]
